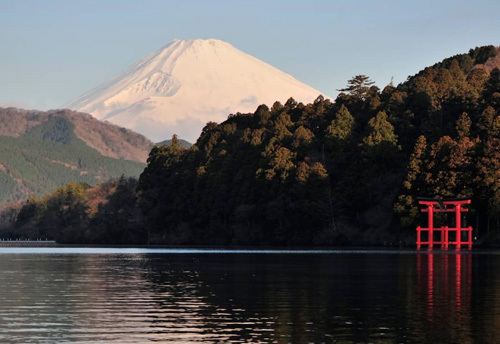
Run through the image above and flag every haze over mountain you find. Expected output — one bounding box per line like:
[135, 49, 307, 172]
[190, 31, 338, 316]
[65, 39, 325, 142]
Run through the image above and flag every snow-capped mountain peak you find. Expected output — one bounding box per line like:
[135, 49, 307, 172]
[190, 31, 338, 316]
[65, 39, 326, 142]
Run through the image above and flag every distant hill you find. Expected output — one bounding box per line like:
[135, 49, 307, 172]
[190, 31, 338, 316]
[0, 108, 150, 203]
[157, 138, 192, 149]
[0, 108, 154, 162]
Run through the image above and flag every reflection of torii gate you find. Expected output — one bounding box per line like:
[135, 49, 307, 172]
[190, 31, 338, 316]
[417, 253, 472, 324]
[416, 197, 473, 250]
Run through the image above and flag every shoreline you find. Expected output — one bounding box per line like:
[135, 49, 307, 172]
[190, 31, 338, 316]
[0, 242, 498, 254]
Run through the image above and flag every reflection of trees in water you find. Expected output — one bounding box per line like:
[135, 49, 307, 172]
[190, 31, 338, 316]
[0, 254, 238, 342]
[0, 254, 159, 342]
[138, 254, 276, 342]
[469, 253, 500, 344]
[413, 253, 500, 344]
[140, 253, 500, 344]
[414, 253, 473, 343]
[141, 253, 470, 343]
[1, 253, 500, 343]
[71, 254, 235, 343]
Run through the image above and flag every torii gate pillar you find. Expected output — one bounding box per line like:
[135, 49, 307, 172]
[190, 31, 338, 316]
[416, 198, 472, 250]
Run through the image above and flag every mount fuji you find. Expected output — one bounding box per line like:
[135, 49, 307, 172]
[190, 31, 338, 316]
[65, 39, 326, 142]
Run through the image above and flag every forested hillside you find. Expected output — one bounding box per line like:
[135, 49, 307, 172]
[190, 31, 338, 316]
[0, 108, 154, 162]
[2, 45, 499, 246]
[0, 115, 146, 202]
[136, 45, 499, 245]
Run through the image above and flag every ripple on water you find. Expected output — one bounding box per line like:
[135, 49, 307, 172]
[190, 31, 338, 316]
[0, 249, 498, 343]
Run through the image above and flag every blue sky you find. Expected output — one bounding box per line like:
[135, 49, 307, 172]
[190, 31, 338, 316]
[1, 0, 499, 110]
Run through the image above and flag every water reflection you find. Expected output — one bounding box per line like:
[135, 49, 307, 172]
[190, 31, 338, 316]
[0, 251, 498, 343]
[415, 253, 476, 343]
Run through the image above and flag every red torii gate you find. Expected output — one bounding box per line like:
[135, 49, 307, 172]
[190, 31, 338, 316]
[416, 197, 473, 250]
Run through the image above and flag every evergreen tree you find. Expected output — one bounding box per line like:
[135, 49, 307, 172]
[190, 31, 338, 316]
[363, 111, 398, 146]
[424, 135, 477, 198]
[338, 75, 375, 100]
[484, 68, 500, 110]
[466, 68, 488, 91]
[475, 138, 500, 221]
[477, 106, 498, 138]
[456, 112, 472, 139]
[325, 104, 354, 151]
[361, 111, 400, 165]
[394, 135, 428, 227]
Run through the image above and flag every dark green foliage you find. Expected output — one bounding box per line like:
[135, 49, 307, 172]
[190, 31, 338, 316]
[483, 68, 500, 110]
[325, 104, 354, 152]
[338, 75, 375, 100]
[85, 177, 145, 244]
[469, 45, 497, 64]
[136, 106, 344, 245]
[0, 171, 18, 202]
[0, 177, 146, 243]
[39, 116, 74, 144]
[394, 136, 428, 227]
[393, 49, 500, 237]
[0, 182, 89, 240]
[134, 45, 500, 245]
[361, 111, 400, 163]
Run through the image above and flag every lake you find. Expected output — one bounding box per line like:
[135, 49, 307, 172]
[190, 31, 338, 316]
[0, 247, 498, 343]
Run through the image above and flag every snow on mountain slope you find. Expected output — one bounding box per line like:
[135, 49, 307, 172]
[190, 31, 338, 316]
[65, 39, 326, 142]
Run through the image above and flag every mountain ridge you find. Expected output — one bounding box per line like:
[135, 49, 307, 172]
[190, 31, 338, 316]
[0, 107, 154, 162]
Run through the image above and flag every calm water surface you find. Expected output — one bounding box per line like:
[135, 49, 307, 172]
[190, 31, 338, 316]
[0, 247, 499, 343]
